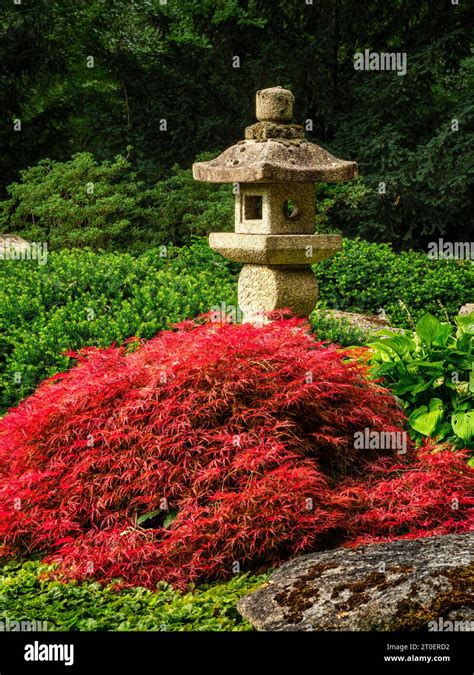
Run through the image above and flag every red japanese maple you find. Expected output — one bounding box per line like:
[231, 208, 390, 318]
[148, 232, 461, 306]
[0, 317, 471, 588]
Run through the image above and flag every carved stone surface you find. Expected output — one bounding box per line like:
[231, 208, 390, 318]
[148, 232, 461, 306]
[245, 122, 305, 141]
[238, 265, 318, 322]
[192, 139, 357, 184]
[235, 183, 316, 235]
[209, 233, 342, 265]
[256, 86, 295, 122]
[192, 86, 356, 322]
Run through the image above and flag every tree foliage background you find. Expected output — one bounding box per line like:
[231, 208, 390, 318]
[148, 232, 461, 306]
[0, 0, 472, 248]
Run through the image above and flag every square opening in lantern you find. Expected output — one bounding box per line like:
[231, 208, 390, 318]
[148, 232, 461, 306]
[244, 195, 263, 220]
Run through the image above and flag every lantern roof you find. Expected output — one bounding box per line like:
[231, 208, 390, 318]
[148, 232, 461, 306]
[193, 87, 357, 184]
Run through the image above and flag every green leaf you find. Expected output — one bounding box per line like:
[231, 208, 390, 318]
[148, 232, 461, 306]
[435, 421, 452, 441]
[451, 411, 474, 442]
[456, 313, 474, 336]
[411, 378, 437, 395]
[432, 322, 453, 347]
[415, 313, 442, 347]
[163, 510, 178, 529]
[409, 398, 445, 436]
[413, 361, 445, 369]
[370, 334, 415, 355]
[392, 377, 422, 395]
[137, 510, 161, 526]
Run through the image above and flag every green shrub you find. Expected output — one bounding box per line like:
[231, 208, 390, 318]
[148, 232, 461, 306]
[141, 155, 233, 246]
[314, 180, 369, 234]
[0, 152, 233, 250]
[0, 560, 264, 631]
[0, 152, 140, 250]
[315, 238, 472, 328]
[367, 313, 473, 450]
[0, 239, 236, 412]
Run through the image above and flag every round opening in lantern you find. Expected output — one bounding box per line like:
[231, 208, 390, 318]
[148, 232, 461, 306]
[283, 199, 301, 220]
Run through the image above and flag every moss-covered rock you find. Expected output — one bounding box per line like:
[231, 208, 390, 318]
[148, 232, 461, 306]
[237, 534, 474, 631]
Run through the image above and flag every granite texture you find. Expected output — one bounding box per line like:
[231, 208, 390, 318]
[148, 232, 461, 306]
[209, 233, 341, 265]
[237, 534, 474, 631]
[238, 265, 318, 321]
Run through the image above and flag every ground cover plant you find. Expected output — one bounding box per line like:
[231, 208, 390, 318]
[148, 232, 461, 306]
[0, 560, 264, 631]
[309, 308, 369, 347]
[0, 317, 472, 591]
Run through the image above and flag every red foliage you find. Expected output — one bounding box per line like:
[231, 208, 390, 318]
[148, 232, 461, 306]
[0, 317, 471, 589]
[339, 447, 474, 544]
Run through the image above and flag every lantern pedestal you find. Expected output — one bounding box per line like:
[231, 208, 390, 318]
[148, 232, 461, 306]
[238, 265, 318, 324]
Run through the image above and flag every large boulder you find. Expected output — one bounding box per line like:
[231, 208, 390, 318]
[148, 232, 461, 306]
[238, 534, 473, 631]
[318, 309, 403, 335]
[0, 234, 30, 258]
[459, 303, 474, 317]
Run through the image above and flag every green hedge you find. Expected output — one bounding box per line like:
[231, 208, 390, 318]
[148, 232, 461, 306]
[0, 239, 237, 412]
[0, 560, 264, 631]
[315, 238, 472, 328]
[1, 237, 470, 412]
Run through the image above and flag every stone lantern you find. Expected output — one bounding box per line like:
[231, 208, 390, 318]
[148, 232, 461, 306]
[193, 86, 357, 323]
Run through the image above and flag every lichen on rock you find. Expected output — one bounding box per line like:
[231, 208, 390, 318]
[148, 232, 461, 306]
[237, 534, 474, 631]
